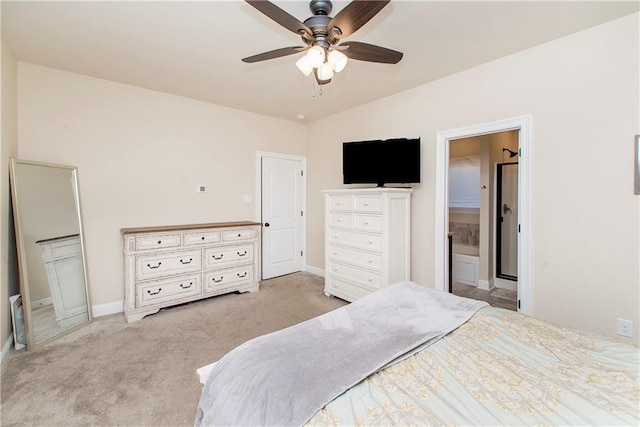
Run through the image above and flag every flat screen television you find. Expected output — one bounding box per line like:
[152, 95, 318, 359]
[343, 138, 420, 187]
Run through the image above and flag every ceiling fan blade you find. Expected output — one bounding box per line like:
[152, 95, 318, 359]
[328, 0, 390, 40]
[242, 46, 306, 63]
[341, 41, 403, 64]
[245, 0, 312, 38]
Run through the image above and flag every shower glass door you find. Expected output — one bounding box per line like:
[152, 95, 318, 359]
[497, 163, 518, 280]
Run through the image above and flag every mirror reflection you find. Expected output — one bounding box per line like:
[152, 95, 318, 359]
[10, 159, 91, 349]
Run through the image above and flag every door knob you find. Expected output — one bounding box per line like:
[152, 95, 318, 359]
[264, 223, 270, 227]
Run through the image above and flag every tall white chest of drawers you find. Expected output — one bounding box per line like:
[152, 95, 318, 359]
[122, 221, 261, 322]
[324, 188, 412, 302]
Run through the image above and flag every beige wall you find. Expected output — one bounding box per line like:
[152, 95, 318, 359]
[307, 14, 639, 342]
[1, 39, 19, 354]
[16, 63, 307, 308]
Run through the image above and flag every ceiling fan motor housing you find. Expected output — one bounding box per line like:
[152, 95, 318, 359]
[310, 0, 332, 16]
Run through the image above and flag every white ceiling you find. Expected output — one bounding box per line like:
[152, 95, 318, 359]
[2, 1, 638, 123]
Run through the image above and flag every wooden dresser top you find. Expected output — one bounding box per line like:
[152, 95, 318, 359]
[121, 221, 261, 235]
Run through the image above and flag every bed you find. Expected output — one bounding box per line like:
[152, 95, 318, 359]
[195, 282, 640, 426]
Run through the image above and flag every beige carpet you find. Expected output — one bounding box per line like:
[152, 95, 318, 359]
[1, 272, 346, 427]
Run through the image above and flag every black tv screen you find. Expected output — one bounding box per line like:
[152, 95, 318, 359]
[343, 138, 421, 186]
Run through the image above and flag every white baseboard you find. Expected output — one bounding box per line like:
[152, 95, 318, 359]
[92, 300, 123, 318]
[494, 278, 517, 291]
[31, 297, 53, 310]
[304, 265, 324, 277]
[478, 279, 491, 291]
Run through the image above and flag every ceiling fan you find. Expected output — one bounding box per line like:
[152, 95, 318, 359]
[242, 0, 403, 85]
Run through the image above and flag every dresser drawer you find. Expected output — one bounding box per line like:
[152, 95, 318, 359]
[329, 244, 382, 271]
[204, 266, 253, 292]
[328, 229, 382, 251]
[135, 233, 181, 251]
[328, 261, 382, 290]
[354, 196, 382, 212]
[328, 212, 353, 228]
[353, 214, 383, 232]
[222, 228, 255, 242]
[326, 278, 372, 301]
[204, 244, 253, 268]
[135, 250, 202, 281]
[328, 196, 353, 211]
[136, 275, 201, 308]
[183, 230, 221, 246]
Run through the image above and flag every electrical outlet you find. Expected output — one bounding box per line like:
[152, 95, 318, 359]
[616, 318, 632, 338]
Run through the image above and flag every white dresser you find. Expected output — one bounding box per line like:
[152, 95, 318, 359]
[122, 221, 261, 322]
[37, 234, 88, 329]
[323, 188, 412, 302]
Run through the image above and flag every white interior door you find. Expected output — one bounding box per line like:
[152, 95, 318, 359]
[261, 156, 304, 279]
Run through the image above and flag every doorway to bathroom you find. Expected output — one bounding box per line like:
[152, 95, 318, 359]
[435, 115, 531, 314]
[447, 131, 518, 310]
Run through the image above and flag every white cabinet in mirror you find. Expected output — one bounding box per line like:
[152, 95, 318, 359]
[9, 159, 91, 350]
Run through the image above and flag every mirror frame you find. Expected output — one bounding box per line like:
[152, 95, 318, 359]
[9, 158, 92, 349]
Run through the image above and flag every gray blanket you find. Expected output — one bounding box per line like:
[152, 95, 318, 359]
[195, 281, 487, 426]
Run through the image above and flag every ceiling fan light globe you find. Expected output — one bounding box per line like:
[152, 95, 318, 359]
[306, 46, 326, 68]
[317, 61, 334, 81]
[328, 50, 348, 73]
[296, 56, 313, 76]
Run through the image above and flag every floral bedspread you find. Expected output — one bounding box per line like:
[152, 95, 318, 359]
[306, 307, 640, 426]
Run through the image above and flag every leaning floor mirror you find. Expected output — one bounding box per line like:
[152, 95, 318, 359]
[9, 159, 91, 349]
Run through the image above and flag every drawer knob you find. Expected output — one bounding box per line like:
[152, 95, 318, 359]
[364, 202, 369, 207]
[180, 282, 193, 289]
[334, 235, 338, 239]
[368, 240, 373, 244]
[333, 251, 338, 255]
[368, 277, 373, 282]
[201, 236, 205, 240]
[237, 251, 247, 257]
[180, 258, 193, 264]
[337, 202, 341, 206]
[157, 240, 162, 244]
[146, 262, 162, 270]
[237, 272, 247, 278]
[337, 218, 341, 222]
[333, 267, 338, 272]
[212, 276, 224, 283]
[212, 254, 223, 260]
[364, 220, 369, 225]
[237, 233, 241, 237]
[368, 258, 373, 263]
[147, 288, 162, 295]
